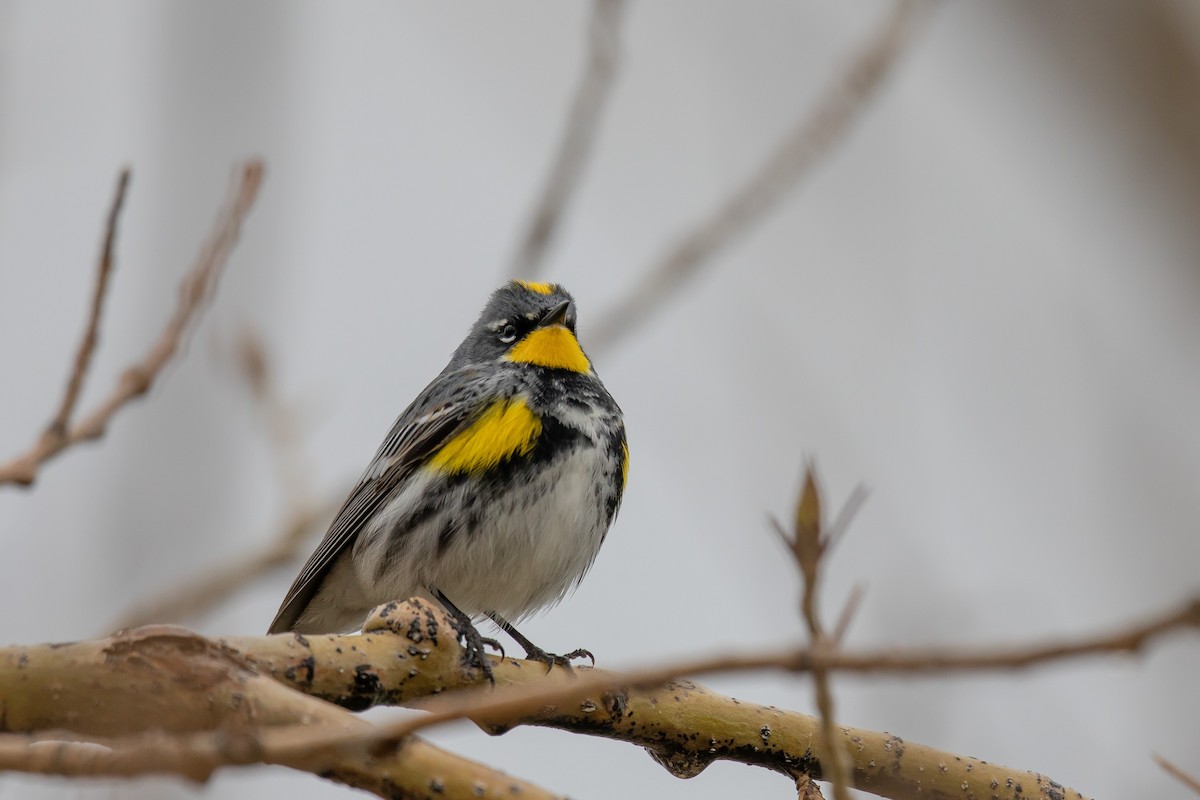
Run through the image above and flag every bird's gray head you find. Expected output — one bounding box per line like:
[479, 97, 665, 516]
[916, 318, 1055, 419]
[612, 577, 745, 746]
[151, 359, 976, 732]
[450, 280, 591, 373]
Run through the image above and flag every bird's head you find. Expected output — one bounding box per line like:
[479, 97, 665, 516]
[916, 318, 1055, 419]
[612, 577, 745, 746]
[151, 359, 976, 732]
[453, 280, 592, 374]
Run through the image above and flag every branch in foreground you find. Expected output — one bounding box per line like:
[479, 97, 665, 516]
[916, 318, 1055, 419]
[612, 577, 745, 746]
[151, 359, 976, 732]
[0, 625, 560, 799]
[507, 0, 626, 279]
[0, 160, 264, 488]
[234, 596, 1191, 799]
[589, 0, 937, 354]
[6, 595, 1193, 799]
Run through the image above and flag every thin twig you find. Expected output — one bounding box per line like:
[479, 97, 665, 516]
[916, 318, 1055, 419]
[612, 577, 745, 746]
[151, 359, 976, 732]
[1156, 754, 1200, 795]
[113, 330, 347, 629]
[0, 160, 264, 488]
[787, 466, 853, 800]
[507, 0, 626, 280]
[589, 0, 937, 354]
[45, 169, 131, 440]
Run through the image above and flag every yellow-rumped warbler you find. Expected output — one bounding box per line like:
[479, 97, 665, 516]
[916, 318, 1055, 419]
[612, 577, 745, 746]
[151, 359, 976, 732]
[268, 280, 627, 677]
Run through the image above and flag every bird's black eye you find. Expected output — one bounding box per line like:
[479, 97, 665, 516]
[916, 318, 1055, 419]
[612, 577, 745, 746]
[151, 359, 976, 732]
[499, 324, 518, 344]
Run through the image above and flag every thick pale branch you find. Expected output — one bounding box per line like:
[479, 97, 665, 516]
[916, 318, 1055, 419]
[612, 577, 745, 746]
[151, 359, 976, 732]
[0, 160, 264, 488]
[589, 0, 936, 354]
[229, 598, 1135, 800]
[6, 595, 1190, 799]
[0, 625, 560, 799]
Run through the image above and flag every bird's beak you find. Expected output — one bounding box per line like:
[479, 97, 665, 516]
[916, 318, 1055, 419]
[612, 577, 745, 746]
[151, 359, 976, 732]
[537, 300, 571, 328]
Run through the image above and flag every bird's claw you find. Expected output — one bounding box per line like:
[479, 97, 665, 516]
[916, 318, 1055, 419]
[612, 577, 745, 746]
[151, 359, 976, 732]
[523, 645, 595, 672]
[454, 621, 504, 684]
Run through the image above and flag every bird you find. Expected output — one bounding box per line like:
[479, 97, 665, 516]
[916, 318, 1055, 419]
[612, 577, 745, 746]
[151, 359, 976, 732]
[267, 280, 627, 679]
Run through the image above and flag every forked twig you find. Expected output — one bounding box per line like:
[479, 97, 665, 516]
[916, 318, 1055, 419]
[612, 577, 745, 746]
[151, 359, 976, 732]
[0, 161, 265, 487]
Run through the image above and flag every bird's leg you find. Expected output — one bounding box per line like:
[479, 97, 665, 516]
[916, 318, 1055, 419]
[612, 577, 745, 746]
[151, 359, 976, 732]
[487, 611, 594, 672]
[434, 590, 504, 683]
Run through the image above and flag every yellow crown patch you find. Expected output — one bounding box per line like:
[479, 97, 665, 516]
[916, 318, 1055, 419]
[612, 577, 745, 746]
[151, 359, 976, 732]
[514, 280, 556, 295]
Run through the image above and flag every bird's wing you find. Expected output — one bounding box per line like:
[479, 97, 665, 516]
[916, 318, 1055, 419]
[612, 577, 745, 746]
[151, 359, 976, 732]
[267, 372, 485, 634]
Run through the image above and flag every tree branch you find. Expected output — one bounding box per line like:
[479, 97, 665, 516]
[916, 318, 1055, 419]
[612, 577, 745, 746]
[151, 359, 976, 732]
[0, 624, 561, 799]
[9, 593, 1193, 798]
[0, 160, 264, 488]
[589, 0, 937, 354]
[507, 0, 626, 279]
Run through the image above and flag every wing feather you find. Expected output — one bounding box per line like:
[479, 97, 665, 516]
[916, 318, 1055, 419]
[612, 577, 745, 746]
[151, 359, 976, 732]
[267, 371, 485, 633]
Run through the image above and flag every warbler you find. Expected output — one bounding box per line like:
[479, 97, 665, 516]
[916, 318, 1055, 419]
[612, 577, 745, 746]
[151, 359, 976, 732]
[268, 280, 627, 677]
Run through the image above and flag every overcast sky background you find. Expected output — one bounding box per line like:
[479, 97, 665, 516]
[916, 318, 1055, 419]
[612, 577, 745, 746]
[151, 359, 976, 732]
[2, 2, 1199, 798]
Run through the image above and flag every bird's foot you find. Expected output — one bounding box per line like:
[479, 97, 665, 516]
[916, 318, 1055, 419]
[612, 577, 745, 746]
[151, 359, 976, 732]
[521, 644, 595, 673]
[452, 618, 505, 684]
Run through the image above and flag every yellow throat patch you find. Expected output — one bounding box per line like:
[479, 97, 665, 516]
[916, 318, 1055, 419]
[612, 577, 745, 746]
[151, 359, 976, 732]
[429, 399, 542, 475]
[506, 326, 591, 373]
[514, 280, 555, 295]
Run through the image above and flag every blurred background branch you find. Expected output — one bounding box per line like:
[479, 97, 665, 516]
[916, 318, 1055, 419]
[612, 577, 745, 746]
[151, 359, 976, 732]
[507, 0, 627, 280]
[589, 0, 937, 355]
[0, 161, 263, 488]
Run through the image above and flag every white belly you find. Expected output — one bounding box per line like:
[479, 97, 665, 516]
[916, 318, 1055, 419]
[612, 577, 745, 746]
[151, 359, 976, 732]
[352, 443, 610, 620]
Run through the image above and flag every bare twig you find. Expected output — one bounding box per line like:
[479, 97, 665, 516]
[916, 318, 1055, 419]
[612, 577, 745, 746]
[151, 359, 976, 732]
[589, 0, 937, 353]
[1156, 754, 1200, 795]
[45, 169, 131, 440]
[783, 466, 853, 800]
[507, 0, 626, 279]
[232, 329, 311, 503]
[114, 330, 348, 629]
[0, 160, 265, 488]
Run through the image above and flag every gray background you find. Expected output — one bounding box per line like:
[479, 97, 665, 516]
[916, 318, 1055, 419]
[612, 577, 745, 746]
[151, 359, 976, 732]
[1, 2, 1198, 798]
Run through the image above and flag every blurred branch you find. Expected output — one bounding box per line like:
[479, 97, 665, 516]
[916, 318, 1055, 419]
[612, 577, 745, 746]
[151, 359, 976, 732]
[507, 0, 626, 280]
[1156, 754, 1200, 795]
[3, 595, 1143, 799]
[0, 160, 265, 488]
[589, 0, 937, 354]
[114, 330, 345, 630]
[112, 496, 341, 630]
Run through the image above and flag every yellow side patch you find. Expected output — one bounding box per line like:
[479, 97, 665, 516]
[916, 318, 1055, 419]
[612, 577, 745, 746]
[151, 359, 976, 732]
[514, 280, 556, 295]
[506, 326, 591, 373]
[429, 399, 542, 474]
[620, 440, 629, 490]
